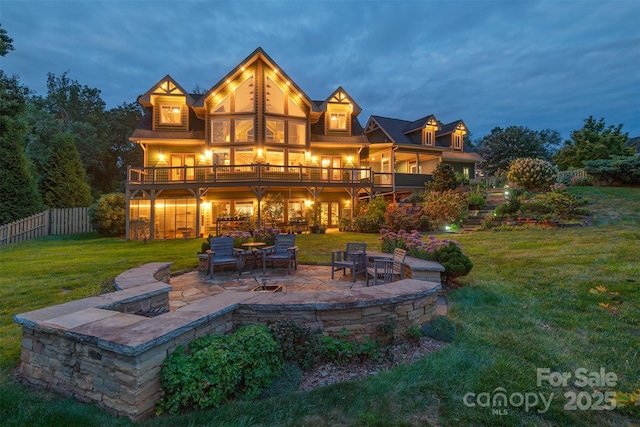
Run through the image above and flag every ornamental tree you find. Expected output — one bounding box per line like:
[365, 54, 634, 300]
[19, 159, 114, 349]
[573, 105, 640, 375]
[553, 116, 632, 170]
[506, 157, 558, 191]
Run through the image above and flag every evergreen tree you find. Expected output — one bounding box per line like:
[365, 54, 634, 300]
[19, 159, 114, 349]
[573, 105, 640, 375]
[553, 116, 632, 170]
[40, 132, 93, 208]
[0, 71, 43, 224]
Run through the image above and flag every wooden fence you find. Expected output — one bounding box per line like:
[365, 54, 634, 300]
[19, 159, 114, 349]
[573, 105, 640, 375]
[0, 208, 93, 246]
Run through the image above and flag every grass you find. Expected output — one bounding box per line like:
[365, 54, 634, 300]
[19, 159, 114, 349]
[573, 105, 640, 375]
[1, 186, 639, 426]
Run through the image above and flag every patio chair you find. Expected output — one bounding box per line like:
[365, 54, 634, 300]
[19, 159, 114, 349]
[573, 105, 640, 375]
[331, 242, 367, 282]
[366, 248, 406, 286]
[207, 236, 245, 277]
[262, 234, 299, 274]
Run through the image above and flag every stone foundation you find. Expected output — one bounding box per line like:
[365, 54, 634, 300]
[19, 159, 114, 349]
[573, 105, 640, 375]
[15, 262, 441, 421]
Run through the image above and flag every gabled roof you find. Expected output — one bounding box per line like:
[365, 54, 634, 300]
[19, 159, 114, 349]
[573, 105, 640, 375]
[137, 75, 196, 107]
[316, 86, 362, 115]
[436, 119, 468, 136]
[365, 115, 415, 145]
[402, 114, 438, 134]
[193, 47, 318, 113]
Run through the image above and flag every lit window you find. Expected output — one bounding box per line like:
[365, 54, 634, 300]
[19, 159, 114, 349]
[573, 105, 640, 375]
[266, 120, 285, 143]
[234, 75, 254, 112]
[234, 148, 254, 165]
[288, 150, 305, 169]
[424, 131, 434, 146]
[160, 105, 182, 125]
[288, 97, 305, 117]
[266, 149, 284, 170]
[211, 119, 230, 143]
[235, 119, 254, 142]
[454, 135, 462, 149]
[210, 95, 230, 114]
[266, 76, 285, 114]
[288, 122, 305, 144]
[329, 113, 347, 130]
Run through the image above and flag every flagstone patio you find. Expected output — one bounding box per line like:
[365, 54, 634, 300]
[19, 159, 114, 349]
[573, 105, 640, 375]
[169, 264, 448, 315]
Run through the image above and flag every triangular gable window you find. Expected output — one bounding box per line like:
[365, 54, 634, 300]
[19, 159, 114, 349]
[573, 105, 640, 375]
[210, 95, 230, 114]
[158, 80, 183, 95]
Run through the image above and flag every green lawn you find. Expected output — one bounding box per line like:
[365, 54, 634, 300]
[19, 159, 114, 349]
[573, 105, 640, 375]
[1, 187, 639, 426]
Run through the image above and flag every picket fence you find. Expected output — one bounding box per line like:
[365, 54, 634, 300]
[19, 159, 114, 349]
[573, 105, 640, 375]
[0, 208, 93, 246]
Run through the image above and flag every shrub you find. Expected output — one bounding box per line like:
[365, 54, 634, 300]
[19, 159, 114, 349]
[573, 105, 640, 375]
[383, 203, 425, 232]
[427, 162, 458, 192]
[422, 189, 468, 231]
[569, 174, 593, 186]
[268, 320, 322, 370]
[353, 196, 389, 233]
[506, 157, 558, 190]
[539, 188, 589, 220]
[421, 316, 456, 342]
[583, 155, 640, 186]
[429, 242, 474, 283]
[378, 230, 473, 282]
[88, 193, 125, 237]
[159, 325, 284, 414]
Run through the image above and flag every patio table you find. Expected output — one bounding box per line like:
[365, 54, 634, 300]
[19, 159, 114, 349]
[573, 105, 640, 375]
[241, 242, 266, 270]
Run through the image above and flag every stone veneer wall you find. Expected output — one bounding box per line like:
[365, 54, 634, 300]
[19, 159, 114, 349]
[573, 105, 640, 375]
[15, 261, 441, 421]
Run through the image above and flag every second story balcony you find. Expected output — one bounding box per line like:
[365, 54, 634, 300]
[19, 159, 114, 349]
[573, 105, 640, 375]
[127, 164, 395, 191]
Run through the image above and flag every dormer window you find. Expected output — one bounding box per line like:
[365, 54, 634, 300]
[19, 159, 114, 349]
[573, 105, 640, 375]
[160, 105, 182, 125]
[329, 113, 347, 130]
[453, 134, 462, 149]
[424, 130, 434, 146]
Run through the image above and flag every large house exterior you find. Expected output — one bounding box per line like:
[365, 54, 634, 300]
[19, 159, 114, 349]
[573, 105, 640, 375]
[126, 48, 483, 240]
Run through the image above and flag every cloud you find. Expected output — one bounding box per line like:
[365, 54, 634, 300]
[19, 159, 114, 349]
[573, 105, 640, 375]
[2, 0, 639, 139]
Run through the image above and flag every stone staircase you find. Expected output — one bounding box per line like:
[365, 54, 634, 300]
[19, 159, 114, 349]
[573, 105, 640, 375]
[459, 188, 505, 233]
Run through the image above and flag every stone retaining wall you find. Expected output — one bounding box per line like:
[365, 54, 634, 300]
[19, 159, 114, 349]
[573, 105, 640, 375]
[15, 262, 441, 421]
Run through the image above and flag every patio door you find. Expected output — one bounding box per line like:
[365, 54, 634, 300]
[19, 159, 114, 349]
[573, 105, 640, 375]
[320, 201, 339, 227]
[170, 154, 195, 181]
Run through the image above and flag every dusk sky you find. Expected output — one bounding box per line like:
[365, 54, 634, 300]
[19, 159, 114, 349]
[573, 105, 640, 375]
[2, 0, 639, 141]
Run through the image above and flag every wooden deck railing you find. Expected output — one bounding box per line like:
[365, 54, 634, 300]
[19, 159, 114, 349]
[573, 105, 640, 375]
[127, 164, 392, 188]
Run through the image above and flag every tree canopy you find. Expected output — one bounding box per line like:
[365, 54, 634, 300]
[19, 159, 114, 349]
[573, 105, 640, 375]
[476, 126, 561, 175]
[553, 116, 632, 170]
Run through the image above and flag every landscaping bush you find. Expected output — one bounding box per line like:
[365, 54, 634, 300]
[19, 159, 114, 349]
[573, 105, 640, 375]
[252, 226, 279, 246]
[159, 325, 284, 414]
[353, 196, 388, 233]
[539, 187, 589, 220]
[506, 157, 558, 190]
[427, 162, 458, 192]
[421, 189, 468, 231]
[583, 155, 640, 186]
[429, 242, 474, 283]
[383, 203, 426, 232]
[421, 316, 456, 342]
[88, 192, 125, 237]
[268, 319, 322, 370]
[378, 230, 473, 283]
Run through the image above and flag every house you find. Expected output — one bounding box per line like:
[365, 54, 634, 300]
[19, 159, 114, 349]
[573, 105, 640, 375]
[126, 47, 483, 240]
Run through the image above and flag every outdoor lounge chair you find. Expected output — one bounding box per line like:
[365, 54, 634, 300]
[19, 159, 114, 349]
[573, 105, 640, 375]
[331, 242, 367, 282]
[366, 247, 406, 286]
[261, 234, 299, 274]
[207, 236, 245, 277]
